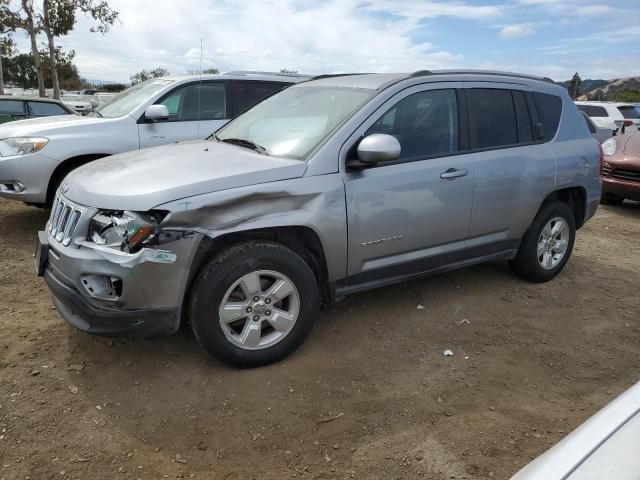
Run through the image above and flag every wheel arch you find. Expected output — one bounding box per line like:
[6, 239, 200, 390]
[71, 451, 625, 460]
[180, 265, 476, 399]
[47, 154, 110, 204]
[538, 186, 587, 229]
[180, 225, 332, 325]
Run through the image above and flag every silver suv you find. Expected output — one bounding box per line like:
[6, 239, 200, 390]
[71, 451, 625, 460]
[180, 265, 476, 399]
[36, 70, 602, 367]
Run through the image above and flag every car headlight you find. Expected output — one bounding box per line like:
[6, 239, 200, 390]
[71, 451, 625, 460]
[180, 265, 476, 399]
[0, 137, 49, 157]
[602, 138, 616, 156]
[88, 210, 167, 252]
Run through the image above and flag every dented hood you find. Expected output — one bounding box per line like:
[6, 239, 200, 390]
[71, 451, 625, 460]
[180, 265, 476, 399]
[63, 140, 307, 210]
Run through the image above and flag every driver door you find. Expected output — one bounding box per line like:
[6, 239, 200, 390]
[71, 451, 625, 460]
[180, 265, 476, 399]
[342, 84, 475, 282]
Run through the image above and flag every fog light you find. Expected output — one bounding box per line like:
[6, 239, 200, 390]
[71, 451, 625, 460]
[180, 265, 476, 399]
[0, 181, 25, 192]
[80, 275, 122, 301]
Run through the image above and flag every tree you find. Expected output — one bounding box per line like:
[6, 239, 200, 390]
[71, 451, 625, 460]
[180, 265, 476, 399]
[202, 67, 219, 74]
[567, 72, 582, 100]
[0, 0, 19, 94]
[130, 67, 169, 85]
[280, 68, 298, 74]
[20, 0, 46, 96]
[39, 0, 119, 99]
[39, 46, 82, 89]
[3, 53, 38, 88]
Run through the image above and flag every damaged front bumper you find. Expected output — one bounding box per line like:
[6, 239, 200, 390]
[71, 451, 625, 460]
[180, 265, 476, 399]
[44, 265, 179, 337]
[37, 218, 203, 336]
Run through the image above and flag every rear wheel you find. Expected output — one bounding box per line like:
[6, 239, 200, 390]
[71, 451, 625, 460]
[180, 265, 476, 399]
[509, 202, 576, 283]
[189, 241, 319, 368]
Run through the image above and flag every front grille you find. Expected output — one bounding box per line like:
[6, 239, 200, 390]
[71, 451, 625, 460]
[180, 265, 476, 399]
[610, 168, 640, 183]
[602, 164, 612, 176]
[48, 195, 82, 246]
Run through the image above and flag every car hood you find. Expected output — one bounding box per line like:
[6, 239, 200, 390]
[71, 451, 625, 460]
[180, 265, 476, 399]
[622, 132, 640, 156]
[63, 140, 308, 210]
[0, 114, 102, 136]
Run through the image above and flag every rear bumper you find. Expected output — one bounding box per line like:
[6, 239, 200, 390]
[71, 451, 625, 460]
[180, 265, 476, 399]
[603, 177, 640, 201]
[44, 266, 179, 337]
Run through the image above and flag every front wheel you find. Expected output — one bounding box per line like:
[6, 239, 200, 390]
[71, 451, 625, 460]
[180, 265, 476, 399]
[509, 202, 576, 283]
[189, 241, 319, 368]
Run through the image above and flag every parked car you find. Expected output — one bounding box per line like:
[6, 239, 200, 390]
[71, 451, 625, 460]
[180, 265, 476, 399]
[36, 70, 601, 367]
[581, 111, 611, 144]
[61, 94, 94, 115]
[0, 95, 75, 124]
[511, 380, 640, 480]
[600, 131, 640, 204]
[0, 71, 308, 205]
[576, 101, 640, 135]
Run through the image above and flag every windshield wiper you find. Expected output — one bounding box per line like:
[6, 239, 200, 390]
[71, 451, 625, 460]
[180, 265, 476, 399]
[219, 137, 268, 155]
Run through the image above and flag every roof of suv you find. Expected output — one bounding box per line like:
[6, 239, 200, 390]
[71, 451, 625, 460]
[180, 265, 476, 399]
[159, 71, 312, 84]
[0, 95, 68, 104]
[302, 69, 559, 91]
[575, 101, 637, 107]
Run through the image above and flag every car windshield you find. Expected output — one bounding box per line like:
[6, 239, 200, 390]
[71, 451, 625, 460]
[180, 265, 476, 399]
[94, 79, 174, 118]
[215, 85, 375, 160]
[618, 105, 640, 119]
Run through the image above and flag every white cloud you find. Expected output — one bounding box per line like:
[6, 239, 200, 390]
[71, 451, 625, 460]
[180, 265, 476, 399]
[499, 23, 537, 38]
[52, 0, 480, 82]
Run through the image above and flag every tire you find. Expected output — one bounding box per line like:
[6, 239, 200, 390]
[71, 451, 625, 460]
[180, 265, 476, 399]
[189, 241, 319, 368]
[601, 194, 624, 206]
[509, 201, 576, 283]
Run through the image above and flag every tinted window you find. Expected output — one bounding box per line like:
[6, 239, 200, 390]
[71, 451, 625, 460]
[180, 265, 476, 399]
[197, 83, 227, 120]
[588, 105, 608, 117]
[576, 104, 589, 114]
[232, 82, 286, 116]
[618, 106, 640, 119]
[366, 89, 459, 160]
[468, 89, 517, 149]
[156, 83, 226, 121]
[28, 101, 70, 117]
[533, 93, 562, 142]
[512, 90, 533, 143]
[0, 100, 25, 116]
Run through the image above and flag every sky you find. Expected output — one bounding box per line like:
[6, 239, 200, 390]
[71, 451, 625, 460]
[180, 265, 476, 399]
[13, 0, 640, 84]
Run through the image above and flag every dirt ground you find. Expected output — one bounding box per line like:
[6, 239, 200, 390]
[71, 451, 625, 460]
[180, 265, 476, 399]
[1, 198, 639, 480]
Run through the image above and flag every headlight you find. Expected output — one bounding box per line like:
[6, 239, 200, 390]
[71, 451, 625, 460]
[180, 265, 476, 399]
[88, 210, 167, 252]
[602, 138, 616, 156]
[0, 137, 49, 157]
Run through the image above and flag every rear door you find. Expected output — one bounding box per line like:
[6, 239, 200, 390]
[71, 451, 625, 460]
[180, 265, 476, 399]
[464, 85, 555, 246]
[342, 83, 476, 281]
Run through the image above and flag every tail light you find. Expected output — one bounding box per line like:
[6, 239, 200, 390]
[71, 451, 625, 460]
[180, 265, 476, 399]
[623, 120, 633, 127]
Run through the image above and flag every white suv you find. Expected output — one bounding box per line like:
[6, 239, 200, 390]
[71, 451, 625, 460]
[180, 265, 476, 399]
[0, 71, 307, 206]
[575, 101, 640, 135]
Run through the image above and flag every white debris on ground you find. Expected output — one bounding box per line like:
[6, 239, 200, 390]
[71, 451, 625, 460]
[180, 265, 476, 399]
[416, 304, 425, 310]
[443, 349, 454, 356]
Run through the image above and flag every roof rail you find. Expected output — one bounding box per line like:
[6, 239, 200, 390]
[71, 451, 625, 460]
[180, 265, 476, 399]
[310, 73, 371, 81]
[409, 69, 555, 84]
[222, 70, 312, 78]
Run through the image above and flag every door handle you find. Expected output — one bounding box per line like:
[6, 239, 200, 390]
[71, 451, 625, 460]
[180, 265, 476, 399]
[581, 156, 589, 176]
[440, 168, 469, 180]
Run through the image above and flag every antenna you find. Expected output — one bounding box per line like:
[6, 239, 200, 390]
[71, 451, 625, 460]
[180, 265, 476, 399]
[197, 37, 203, 137]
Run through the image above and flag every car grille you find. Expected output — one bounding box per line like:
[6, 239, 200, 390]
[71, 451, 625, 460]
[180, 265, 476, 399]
[48, 195, 82, 246]
[609, 168, 640, 183]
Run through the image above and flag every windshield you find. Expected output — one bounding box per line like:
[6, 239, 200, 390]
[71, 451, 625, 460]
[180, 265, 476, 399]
[618, 105, 640, 119]
[215, 85, 375, 159]
[95, 79, 174, 118]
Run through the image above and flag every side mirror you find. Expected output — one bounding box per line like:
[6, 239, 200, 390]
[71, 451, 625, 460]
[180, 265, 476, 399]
[144, 104, 169, 122]
[352, 134, 401, 167]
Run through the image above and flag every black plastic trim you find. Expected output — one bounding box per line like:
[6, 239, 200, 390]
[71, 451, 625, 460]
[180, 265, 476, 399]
[44, 267, 179, 337]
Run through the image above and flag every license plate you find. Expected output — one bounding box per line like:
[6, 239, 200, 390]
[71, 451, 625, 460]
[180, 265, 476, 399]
[34, 231, 49, 276]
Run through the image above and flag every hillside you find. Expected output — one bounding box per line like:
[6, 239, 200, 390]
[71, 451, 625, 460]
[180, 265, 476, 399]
[566, 76, 640, 101]
[557, 78, 608, 95]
